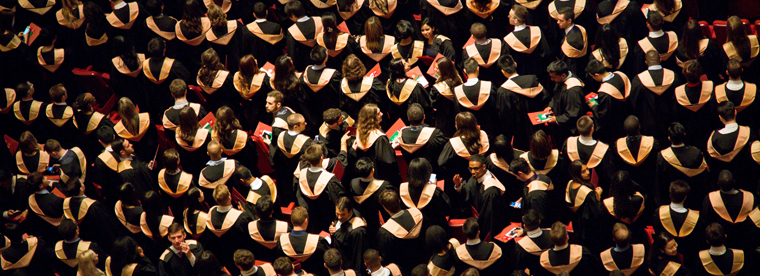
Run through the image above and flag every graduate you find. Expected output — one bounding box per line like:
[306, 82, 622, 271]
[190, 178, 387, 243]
[211, 106, 260, 175]
[0, 222, 55, 275]
[300, 46, 342, 130]
[114, 183, 144, 235]
[599, 172, 649, 249]
[537, 222, 601, 276]
[545, 60, 588, 146]
[43, 84, 81, 149]
[419, 18, 456, 62]
[199, 141, 242, 206]
[14, 132, 50, 177]
[673, 60, 719, 153]
[385, 58, 432, 127]
[521, 131, 564, 186]
[706, 101, 755, 186]
[44, 139, 87, 184]
[234, 249, 277, 276]
[634, 11, 679, 73]
[453, 218, 505, 276]
[113, 138, 155, 196]
[400, 158, 451, 230]
[349, 104, 401, 185]
[721, 16, 760, 84]
[205, 5, 249, 73]
[329, 197, 368, 272]
[103, 236, 158, 276]
[453, 154, 506, 239]
[196, 48, 236, 114]
[453, 59, 497, 135]
[510, 158, 556, 228]
[158, 223, 204, 276]
[338, 55, 384, 120]
[487, 135, 525, 222]
[355, 17, 396, 81]
[376, 190, 428, 275]
[715, 59, 759, 129]
[271, 113, 314, 204]
[91, 127, 121, 206]
[248, 195, 290, 263]
[649, 232, 692, 276]
[139, 191, 174, 245]
[318, 109, 354, 158]
[35, 29, 78, 99]
[564, 160, 603, 251]
[144, 0, 179, 57]
[239, 167, 278, 211]
[174, 0, 211, 75]
[265, 91, 295, 142]
[613, 116, 661, 201]
[696, 223, 745, 276]
[430, 57, 463, 138]
[246, 3, 285, 66]
[392, 104, 447, 172]
[655, 123, 710, 209]
[437, 112, 489, 213]
[504, 5, 550, 77]
[627, 50, 679, 142]
[234, 55, 274, 130]
[284, 1, 323, 70]
[106, 0, 148, 41]
[390, 20, 424, 68]
[53, 219, 106, 276]
[109, 36, 147, 110]
[143, 38, 192, 117]
[599, 223, 647, 276]
[317, 13, 356, 70]
[555, 9, 589, 77]
[204, 184, 254, 276]
[26, 172, 64, 242]
[584, 52, 632, 138]
[72, 94, 114, 162]
[419, 0, 467, 51]
[463, 0, 510, 40]
[651, 180, 704, 270]
[643, 0, 688, 33]
[591, 25, 634, 75]
[162, 79, 207, 140]
[11, 82, 46, 140]
[462, 23, 510, 83]
[157, 149, 195, 223]
[295, 144, 346, 234]
[347, 158, 394, 240]
[115, 96, 159, 162]
[513, 210, 554, 276]
[277, 206, 331, 276]
[425, 225, 460, 276]
[175, 105, 212, 175]
[496, 54, 548, 149]
[675, 20, 722, 80]
[561, 116, 616, 192]
[61, 177, 121, 253]
[700, 170, 755, 252]
[596, 0, 646, 44]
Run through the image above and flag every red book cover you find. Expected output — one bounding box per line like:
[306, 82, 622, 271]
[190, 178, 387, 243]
[385, 119, 406, 138]
[261, 62, 275, 76]
[494, 222, 523, 243]
[254, 122, 273, 141]
[527, 111, 553, 125]
[426, 53, 446, 78]
[230, 187, 246, 205]
[462, 36, 475, 49]
[366, 63, 381, 77]
[337, 22, 350, 34]
[406, 66, 428, 88]
[199, 112, 215, 127]
[26, 23, 41, 45]
[585, 92, 599, 103]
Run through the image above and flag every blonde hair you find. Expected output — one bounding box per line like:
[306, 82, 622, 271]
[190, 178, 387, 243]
[77, 250, 105, 276]
[357, 104, 381, 145]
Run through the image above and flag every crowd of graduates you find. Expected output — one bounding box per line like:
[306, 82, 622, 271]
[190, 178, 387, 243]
[1, 0, 760, 275]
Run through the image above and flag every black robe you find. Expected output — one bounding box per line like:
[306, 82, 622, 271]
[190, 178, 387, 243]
[348, 178, 394, 241]
[109, 54, 148, 113]
[158, 169, 197, 223]
[420, 0, 468, 50]
[673, 81, 720, 153]
[464, 0, 511, 40]
[565, 182, 602, 252]
[246, 20, 285, 66]
[249, 218, 291, 263]
[628, 67, 679, 142]
[714, 81, 759, 130]
[400, 182, 451, 232]
[336, 77, 383, 131]
[118, 159, 157, 197]
[705, 126, 755, 188]
[486, 151, 525, 223]
[114, 113, 159, 163]
[522, 174, 556, 228]
[157, 239, 204, 276]
[385, 79, 433, 128]
[537, 244, 601, 276]
[558, 25, 589, 77]
[10, 100, 46, 140]
[548, 75, 588, 145]
[175, 128, 212, 175]
[196, 69, 236, 116]
[599, 244, 648, 276]
[561, 137, 616, 193]
[143, 15, 180, 58]
[64, 197, 123, 252]
[514, 230, 553, 276]
[651, 205, 705, 271]
[199, 159, 242, 207]
[430, 81, 461, 138]
[276, 231, 331, 276]
[348, 131, 401, 186]
[695, 249, 745, 276]
[590, 72, 631, 144]
[599, 193, 649, 249]
[234, 71, 273, 130]
[332, 215, 369, 272]
[457, 173, 506, 239]
[202, 206, 254, 276]
[300, 66, 342, 136]
[437, 133, 490, 217]
[53, 239, 105, 276]
[376, 208, 428, 275]
[674, 38, 722, 81]
[93, 150, 121, 206]
[596, 0, 646, 44]
[656, 146, 710, 209]
[286, 16, 322, 70]
[26, 191, 64, 242]
[396, 126, 447, 173]
[207, 20, 252, 74]
[701, 190, 756, 252]
[142, 57, 192, 120]
[0, 237, 55, 276]
[461, 39, 510, 84]
[294, 168, 346, 234]
[453, 241, 505, 276]
[614, 135, 661, 211]
[497, 74, 549, 149]
[43, 104, 82, 149]
[215, 129, 260, 177]
[270, 132, 314, 204]
[73, 112, 114, 162]
[504, 26, 551, 78]
[452, 80, 497, 135]
[634, 32, 679, 73]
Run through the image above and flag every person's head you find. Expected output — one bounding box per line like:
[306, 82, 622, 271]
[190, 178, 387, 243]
[463, 58, 479, 76]
[509, 4, 528, 26]
[529, 130, 552, 159]
[394, 20, 414, 41]
[420, 18, 436, 41]
[162, 148, 180, 172]
[585, 60, 608, 82]
[425, 225, 449, 254]
[612, 223, 631, 248]
[717, 170, 735, 192]
[342, 55, 367, 82]
[323, 108, 343, 129]
[363, 16, 385, 51]
[594, 24, 621, 69]
[302, 143, 324, 167]
[435, 57, 462, 86]
[407, 158, 433, 188]
[568, 160, 591, 184]
[411, 264, 430, 276]
[363, 249, 382, 270]
[118, 97, 140, 134]
[207, 4, 226, 28]
[469, 23, 487, 41]
[167, 223, 186, 249]
[727, 16, 747, 46]
[705, 223, 726, 247]
[651, 232, 678, 257]
[234, 249, 256, 272]
[556, 8, 574, 29]
[461, 268, 480, 276]
[291, 206, 309, 228]
[169, 79, 188, 100]
[37, 28, 57, 46]
[286, 113, 306, 132]
[355, 157, 375, 178]
[197, 251, 226, 276]
[682, 60, 703, 83]
[182, 0, 204, 21]
[623, 115, 641, 136]
[0, 10, 12, 32]
[549, 221, 569, 246]
[187, 187, 205, 212]
[717, 101, 736, 124]
[335, 197, 353, 222]
[646, 10, 664, 31]
[19, 131, 40, 155]
[726, 59, 743, 80]
[509, 157, 533, 181]
[389, 58, 410, 81]
[256, 195, 275, 219]
[468, 154, 488, 179]
[492, 134, 514, 162]
[310, 46, 328, 65]
[145, 0, 163, 16]
[669, 180, 690, 204]
[667, 122, 685, 145]
[454, 111, 480, 139]
[111, 138, 134, 158]
[577, 115, 594, 137]
[253, 2, 267, 19]
[77, 249, 101, 275]
[522, 209, 541, 231]
[645, 50, 661, 67]
[284, 1, 306, 21]
[238, 55, 261, 79]
[142, 190, 163, 214]
[358, 104, 383, 144]
[28, 172, 46, 192]
[547, 60, 569, 83]
[379, 189, 401, 214]
[43, 139, 64, 158]
[119, 182, 141, 206]
[49, 84, 68, 103]
[111, 236, 141, 266]
[213, 183, 231, 206]
[58, 218, 79, 240]
[147, 37, 166, 57]
[274, 257, 295, 276]
[266, 91, 283, 113]
[73, 92, 96, 114]
[15, 81, 34, 99]
[407, 103, 425, 126]
[463, 217, 480, 240]
[323, 248, 343, 273]
[498, 54, 517, 75]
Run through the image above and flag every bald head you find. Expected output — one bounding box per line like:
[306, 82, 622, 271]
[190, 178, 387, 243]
[287, 113, 305, 131]
[207, 140, 222, 160]
[645, 50, 660, 67]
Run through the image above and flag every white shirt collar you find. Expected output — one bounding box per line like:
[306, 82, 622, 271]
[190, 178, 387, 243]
[360, 177, 375, 182]
[670, 203, 687, 213]
[37, 189, 50, 194]
[105, 146, 113, 152]
[113, 1, 127, 9]
[563, 71, 574, 81]
[216, 205, 232, 213]
[297, 16, 310, 22]
[709, 245, 727, 255]
[553, 244, 569, 251]
[477, 171, 492, 183]
[241, 267, 259, 276]
[287, 130, 300, 136]
[564, 24, 575, 34]
[649, 30, 665, 38]
[312, 65, 325, 70]
[173, 99, 189, 109]
[513, 24, 526, 32]
[466, 238, 481, 245]
[613, 245, 630, 252]
[249, 178, 263, 190]
[527, 228, 543, 238]
[119, 156, 133, 162]
[255, 19, 267, 23]
[602, 72, 615, 82]
[508, 73, 520, 80]
[718, 122, 739, 134]
[648, 65, 663, 71]
[370, 267, 391, 276]
[464, 78, 479, 86]
[206, 157, 227, 166]
[671, 144, 684, 148]
[54, 102, 67, 106]
[578, 136, 597, 146]
[308, 167, 324, 172]
[727, 79, 745, 90]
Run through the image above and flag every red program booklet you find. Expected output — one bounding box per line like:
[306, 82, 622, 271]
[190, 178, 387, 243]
[366, 63, 381, 77]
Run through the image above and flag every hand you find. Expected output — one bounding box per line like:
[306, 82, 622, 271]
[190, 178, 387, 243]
[341, 133, 351, 145]
[515, 197, 522, 204]
[514, 228, 524, 237]
[595, 187, 603, 200]
[263, 136, 271, 145]
[148, 161, 155, 170]
[587, 100, 597, 108]
[237, 201, 246, 212]
[543, 106, 552, 112]
[328, 222, 337, 235]
[52, 164, 60, 168]
[179, 242, 190, 254]
[137, 247, 145, 257]
[453, 174, 463, 188]
[546, 116, 557, 124]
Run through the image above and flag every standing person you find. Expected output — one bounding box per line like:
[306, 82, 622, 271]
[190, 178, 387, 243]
[0, 223, 56, 276]
[385, 58, 432, 127]
[613, 116, 661, 204]
[143, 38, 192, 119]
[162, 79, 207, 141]
[329, 198, 368, 272]
[585, 59, 632, 144]
[44, 139, 87, 184]
[452, 218, 505, 276]
[393, 104, 447, 172]
[419, 18, 456, 62]
[561, 116, 616, 193]
[114, 97, 158, 162]
[426, 225, 460, 276]
[513, 210, 553, 276]
[316, 13, 356, 69]
[510, 158, 556, 228]
[246, 3, 284, 66]
[430, 56, 462, 137]
[295, 144, 346, 234]
[675, 19, 722, 81]
[284, 1, 323, 70]
[628, 50, 680, 143]
[673, 60, 718, 152]
[233, 249, 277, 276]
[72, 94, 114, 162]
[695, 223, 745, 276]
[400, 158, 451, 230]
[158, 223, 204, 276]
[599, 223, 648, 276]
[270, 113, 314, 204]
[644, 0, 688, 33]
[77, 249, 107, 276]
[461, 23, 510, 83]
[420, 0, 467, 51]
[634, 11, 679, 73]
[453, 59, 497, 135]
[655, 123, 710, 209]
[651, 180, 703, 270]
[355, 17, 395, 81]
[390, 20, 424, 68]
[721, 16, 760, 84]
[544, 60, 588, 147]
[109, 36, 147, 113]
[234, 55, 273, 130]
[599, 172, 648, 249]
[438, 112, 489, 214]
[157, 149, 195, 222]
[504, 5, 550, 77]
[211, 106, 260, 175]
[453, 154, 507, 239]
[339, 55, 384, 120]
[26, 172, 64, 242]
[376, 190, 428, 275]
[175, 106, 211, 175]
[350, 104, 401, 185]
[705, 101, 754, 187]
[463, 0, 510, 40]
[205, 4, 248, 73]
[198, 141, 243, 206]
[175, 0, 211, 74]
[565, 160, 603, 252]
[591, 24, 633, 74]
[60, 177, 123, 253]
[104, 236, 158, 276]
[277, 207, 331, 276]
[347, 158, 394, 240]
[248, 196, 290, 263]
[715, 59, 759, 129]
[196, 48, 235, 113]
[144, 0, 179, 56]
[300, 46, 342, 131]
[204, 184, 253, 276]
[555, 9, 589, 78]
[496, 54, 548, 149]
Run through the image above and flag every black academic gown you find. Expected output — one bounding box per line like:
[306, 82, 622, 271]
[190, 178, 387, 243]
[695, 248, 745, 276]
[652, 205, 705, 270]
[43, 104, 82, 149]
[53, 239, 105, 276]
[589, 38, 635, 78]
[486, 151, 525, 223]
[249, 217, 290, 263]
[0, 237, 55, 276]
[430, 81, 461, 138]
[706, 126, 755, 188]
[385, 79, 432, 128]
[271, 132, 314, 204]
[650, 256, 691, 276]
[277, 231, 331, 276]
[420, 0, 467, 50]
[561, 137, 616, 193]
[599, 244, 648, 276]
[317, 32, 357, 70]
[142, 57, 192, 120]
[376, 208, 428, 275]
[565, 182, 602, 252]
[453, 241, 505, 276]
[548, 75, 588, 146]
[234, 71, 273, 130]
[656, 146, 710, 208]
[461, 39, 510, 83]
[349, 130, 401, 185]
[59, 147, 87, 185]
[457, 173, 507, 239]
[74, 111, 114, 162]
[286, 17, 322, 70]
[214, 129, 260, 177]
[196, 69, 235, 115]
[596, 0, 646, 44]
[10, 100, 46, 141]
[591, 72, 632, 144]
[157, 239, 203, 276]
[356, 35, 395, 82]
[114, 113, 158, 163]
[294, 168, 346, 234]
[701, 190, 756, 252]
[335, 0, 373, 35]
[158, 169, 196, 222]
[349, 178, 394, 241]
[143, 15, 180, 58]
[332, 215, 369, 272]
[339, 76, 384, 121]
[497, 74, 549, 149]
[110, 54, 149, 115]
[104, 255, 158, 276]
[715, 81, 759, 130]
[203, 206, 253, 276]
[675, 38, 722, 82]
[36, 47, 79, 98]
[93, 150, 120, 206]
[207, 20, 251, 74]
[0, 32, 36, 89]
[673, 81, 720, 153]
[199, 159, 241, 207]
[175, 128, 212, 176]
[522, 174, 557, 228]
[452, 80, 497, 134]
[628, 67, 679, 142]
[464, 0, 510, 40]
[721, 37, 760, 85]
[396, 126, 447, 173]
[63, 196, 122, 253]
[504, 26, 551, 78]
[600, 193, 649, 249]
[558, 25, 589, 77]
[537, 244, 601, 276]
[175, 18, 211, 76]
[118, 159, 156, 196]
[26, 191, 64, 242]
[400, 182, 451, 232]
[634, 32, 679, 73]
[300, 66, 342, 136]
[246, 20, 285, 66]
[614, 135, 660, 211]
[437, 133, 490, 216]
[161, 102, 206, 144]
[514, 230, 554, 276]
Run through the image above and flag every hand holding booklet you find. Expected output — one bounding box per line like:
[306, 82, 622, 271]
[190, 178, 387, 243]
[527, 111, 553, 125]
